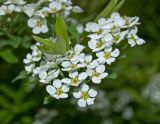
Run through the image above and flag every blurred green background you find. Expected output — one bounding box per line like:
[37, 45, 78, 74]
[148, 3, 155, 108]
[0, 0, 160, 124]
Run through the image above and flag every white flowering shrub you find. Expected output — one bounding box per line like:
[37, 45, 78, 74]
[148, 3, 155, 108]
[0, 0, 145, 108]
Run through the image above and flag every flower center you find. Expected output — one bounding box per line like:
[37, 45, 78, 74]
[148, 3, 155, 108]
[96, 40, 104, 48]
[56, 88, 63, 96]
[104, 52, 111, 59]
[92, 71, 99, 77]
[70, 64, 77, 69]
[97, 29, 103, 35]
[81, 92, 89, 100]
[36, 19, 43, 27]
[71, 78, 79, 85]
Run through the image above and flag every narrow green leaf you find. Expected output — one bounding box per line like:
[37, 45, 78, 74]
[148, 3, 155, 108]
[55, 15, 70, 50]
[95, 0, 125, 21]
[33, 36, 55, 47]
[0, 49, 18, 63]
[43, 96, 53, 105]
[68, 24, 80, 41]
[113, 0, 125, 12]
[11, 71, 27, 83]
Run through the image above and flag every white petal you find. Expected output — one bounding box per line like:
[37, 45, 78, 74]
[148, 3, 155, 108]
[78, 99, 86, 107]
[92, 77, 101, 84]
[39, 70, 47, 79]
[46, 85, 56, 95]
[103, 33, 113, 42]
[73, 91, 82, 98]
[78, 72, 88, 80]
[128, 39, 136, 47]
[96, 65, 105, 73]
[88, 89, 97, 97]
[41, 25, 48, 33]
[86, 98, 95, 105]
[81, 84, 89, 92]
[61, 61, 71, 68]
[61, 78, 71, 84]
[136, 38, 145, 45]
[53, 79, 62, 88]
[27, 18, 36, 27]
[106, 58, 116, 65]
[69, 71, 78, 78]
[111, 49, 120, 57]
[88, 40, 96, 49]
[100, 73, 108, 78]
[32, 26, 41, 34]
[74, 44, 84, 54]
[62, 85, 69, 92]
[60, 93, 68, 98]
[105, 47, 112, 53]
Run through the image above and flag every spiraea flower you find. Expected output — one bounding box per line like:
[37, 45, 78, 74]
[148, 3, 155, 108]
[73, 84, 97, 107]
[62, 71, 88, 86]
[127, 27, 145, 47]
[27, 17, 48, 34]
[96, 47, 120, 65]
[46, 79, 69, 99]
[87, 64, 108, 84]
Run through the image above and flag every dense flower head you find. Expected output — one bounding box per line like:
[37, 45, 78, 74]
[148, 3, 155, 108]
[23, 12, 145, 107]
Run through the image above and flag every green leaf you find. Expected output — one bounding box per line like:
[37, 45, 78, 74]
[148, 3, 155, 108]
[68, 24, 80, 41]
[11, 71, 27, 83]
[33, 36, 55, 47]
[43, 96, 53, 105]
[107, 72, 117, 79]
[33, 35, 66, 55]
[55, 15, 70, 50]
[95, 0, 125, 21]
[0, 49, 18, 63]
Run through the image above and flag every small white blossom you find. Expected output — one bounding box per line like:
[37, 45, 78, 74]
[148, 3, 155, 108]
[61, 61, 84, 71]
[87, 64, 108, 84]
[0, 5, 15, 15]
[23, 3, 36, 17]
[46, 79, 69, 99]
[127, 27, 145, 47]
[73, 84, 97, 107]
[27, 17, 48, 34]
[96, 47, 120, 65]
[88, 33, 113, 52]
[62, 71, 88, 86]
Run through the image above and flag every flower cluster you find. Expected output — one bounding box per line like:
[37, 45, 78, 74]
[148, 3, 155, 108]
[0, 0, 83, 34]
[23, 12, 145, 107]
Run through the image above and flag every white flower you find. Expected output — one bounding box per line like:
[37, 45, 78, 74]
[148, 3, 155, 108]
[25, 63, 35, 73]
[127, 27, 145, 47]
[23, 4, 36, 17]
[27, 17, 48, 34]
[88, 33, 113, 52]
[61, 61, 84, 71]
[87, 64, 108, 84]
[62, 71, 87, 86]
[73, 84, 97, 107]
[96, 47, 120, 65]
[35, 7, 51, 18]
[109, 12, 126, 28]
[112, 31, 128, 44]
[0, 5, 15, 15]
[80, 55, 93, 68]
[124, 16, 139, 27]
[46, 79, 69, 99]
[65, 44, 85, 63]
[49, 1, 62, 13]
